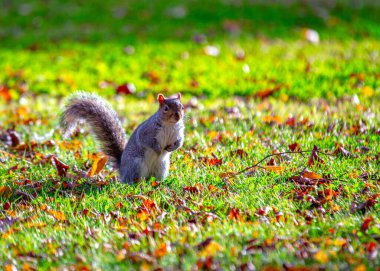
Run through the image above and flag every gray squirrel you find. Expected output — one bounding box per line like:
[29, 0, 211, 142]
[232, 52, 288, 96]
[60, 92, 185, 184]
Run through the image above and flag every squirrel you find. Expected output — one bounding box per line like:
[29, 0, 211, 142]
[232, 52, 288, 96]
[60, 92, 185, 184]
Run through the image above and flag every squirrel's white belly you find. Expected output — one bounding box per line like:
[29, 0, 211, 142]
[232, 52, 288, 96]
[142, 124, 181, 177]
[157, 124, 181, 148]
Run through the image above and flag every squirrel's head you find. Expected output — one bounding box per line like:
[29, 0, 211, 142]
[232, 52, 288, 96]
[157, 93, 184, 124]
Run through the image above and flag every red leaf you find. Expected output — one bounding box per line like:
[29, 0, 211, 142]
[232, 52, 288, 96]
[361, 216, 373, 232]
[51, 156, 69, 177]
[256, 206, 270, 216]
[0, 85, 12, 102]
[286, 117, 296, 127]
[288, 142, 301, 152]
[228, 208, 242, 221]
[116, 83, 135, 95]
[3, 202, 11, 210]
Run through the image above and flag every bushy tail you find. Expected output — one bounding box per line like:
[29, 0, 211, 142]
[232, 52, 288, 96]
[60, 92, 126, 168]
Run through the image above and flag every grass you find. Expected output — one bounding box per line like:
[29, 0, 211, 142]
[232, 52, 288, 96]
[1, 0, 380, 270]
[0, 96, 379, 270]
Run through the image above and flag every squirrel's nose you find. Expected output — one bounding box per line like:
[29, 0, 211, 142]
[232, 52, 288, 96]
[175, 112, 180, 119]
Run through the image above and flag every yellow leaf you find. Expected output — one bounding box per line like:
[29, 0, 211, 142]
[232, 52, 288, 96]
[314, 250, 329, 263]
[361, 86, 374, 97]
[0, 186, 12, 198]
[199, 241, 223, 257]
[332, 238, 346, 247]
[88, 154, 108, 177]
[137, 210, 150, 221]
[48, 210, 66, 221]
[264, 166, 284, 173]
[140, 263, 151, 271]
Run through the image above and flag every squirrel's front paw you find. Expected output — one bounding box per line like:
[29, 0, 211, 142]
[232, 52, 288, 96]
[165, 144, 175, 152]
[165, 141, 179, 152]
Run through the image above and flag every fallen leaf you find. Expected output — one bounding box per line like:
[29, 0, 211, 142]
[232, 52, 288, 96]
[88, 154, 108, 177]
[199, 240, 223, 257]
[314, 250, 328, 263]
[116, 83, 135, 95]
[360, 216, 373, 232]
[48, 210, 66, 221]
[0, 186, 13, 199]
[153, 243, 170, 258]
[302, 171, 322, 179]
[255, 85, 282, 99]
[264, 166, 284, 173]
[308, 145, 324, 166]
[51, 156, 69, 177]
[354, 265, 366, 271]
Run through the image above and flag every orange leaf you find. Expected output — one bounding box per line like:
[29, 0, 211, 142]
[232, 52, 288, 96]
[263, 115, 283, 124]
[154, 243, 170, 258]
[302, 171, 322, 179]
[0, 186, 12, 199]
[264, 166, 284, 173]
[88, 154, 108, 177]
[48, 210, 66, 221]
[137, 210, 150, 221]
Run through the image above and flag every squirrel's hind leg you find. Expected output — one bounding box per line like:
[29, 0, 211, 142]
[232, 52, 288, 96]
[120, 158, 148, 184]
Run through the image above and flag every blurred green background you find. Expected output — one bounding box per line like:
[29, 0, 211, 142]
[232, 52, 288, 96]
[0, 0, 379, 100]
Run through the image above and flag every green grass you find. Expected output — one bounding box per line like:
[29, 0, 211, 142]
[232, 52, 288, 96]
[1, 0, 380, 270]
[0, 96, 379, 270]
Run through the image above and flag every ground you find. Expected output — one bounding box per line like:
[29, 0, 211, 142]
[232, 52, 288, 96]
[0, 1, 379, 270]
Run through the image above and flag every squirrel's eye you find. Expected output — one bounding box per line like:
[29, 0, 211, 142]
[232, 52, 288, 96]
[164, 105, 169, 112]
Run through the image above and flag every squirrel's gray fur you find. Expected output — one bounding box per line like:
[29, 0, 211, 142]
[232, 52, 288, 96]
[60, 91, 185, 184]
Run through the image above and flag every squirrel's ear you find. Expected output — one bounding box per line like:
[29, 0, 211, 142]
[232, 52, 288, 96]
[157, 94, 165, 105]
[177, 93, 181, 100]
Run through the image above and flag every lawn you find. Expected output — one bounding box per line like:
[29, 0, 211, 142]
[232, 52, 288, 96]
[1, 1, 379, 270]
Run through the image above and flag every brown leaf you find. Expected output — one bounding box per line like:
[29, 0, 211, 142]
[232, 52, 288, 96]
[308, 145, 324, 166]
[350, 194, 379, 214]
[334, 146, 351, 157]
[51, 156, 69, 177]
[184, 183, 203, 194]
[255, 85, 282, 99]
[256, 206, 270, 216]
[128, 252, 156, 264]
[142, 71, 160, 84]
[8, 130, 21, 147]
[229, 149, 247, 158]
